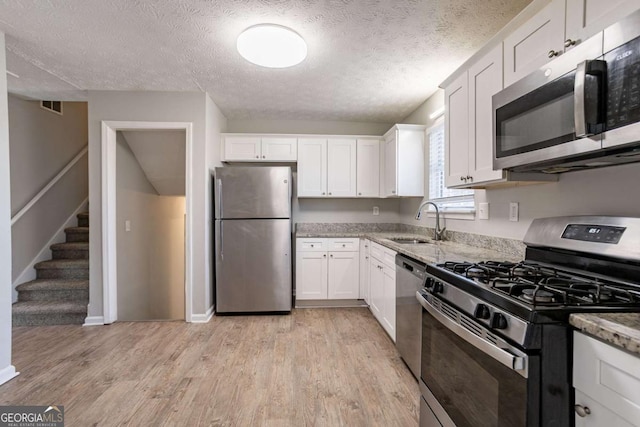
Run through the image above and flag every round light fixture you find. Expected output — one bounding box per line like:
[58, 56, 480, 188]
[237, 24, 307, 68]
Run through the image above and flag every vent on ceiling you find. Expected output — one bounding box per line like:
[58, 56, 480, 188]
[41, 100, 63, 115]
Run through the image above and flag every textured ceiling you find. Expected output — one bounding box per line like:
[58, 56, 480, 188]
[120, 130, 186, 196]
[1, 0, 531, 123]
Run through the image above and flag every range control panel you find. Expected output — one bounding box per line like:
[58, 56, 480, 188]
[562, 224, 626, 244]
[606, 35, 640, 130]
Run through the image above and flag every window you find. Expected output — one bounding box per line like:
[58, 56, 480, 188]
[427, 119, 474, 211]
[41, 100, 63, 115]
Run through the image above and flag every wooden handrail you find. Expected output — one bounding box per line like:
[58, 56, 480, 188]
[11, 146, 88, 226]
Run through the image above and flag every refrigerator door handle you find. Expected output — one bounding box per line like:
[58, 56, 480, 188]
[218, 178, 223, 219]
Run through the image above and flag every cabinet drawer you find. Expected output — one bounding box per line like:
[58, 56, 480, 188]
[574, 390, 634, 427]
[297, 238, 327, 251]
[328, 238, 360, 252]
[573, 332, 640, 424]
[370, 241, 385, 260]
[383, 247, 397, 270]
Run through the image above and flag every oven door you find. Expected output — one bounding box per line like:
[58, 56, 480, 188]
[493, 32, 605, 171]
[418, 292, 537, 427]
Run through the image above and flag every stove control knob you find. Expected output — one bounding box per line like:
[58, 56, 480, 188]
[490, 312, 508, 330]
[424, 277, 434, 289]
[474, 304, 491, 320]
[432, 282, 444, 294]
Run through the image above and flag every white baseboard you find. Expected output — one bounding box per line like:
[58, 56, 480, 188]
[190, 305, 214, 323]
[12, 197, 89, 302]
[0, 365, 19, 386]
[83, 316, 105, 326]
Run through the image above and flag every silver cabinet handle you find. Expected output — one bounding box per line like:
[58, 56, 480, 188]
[342, 244, 345, 247]
[255, 155, 259, 158]
[548, 49, 560, 58]
[365, 256, 368, 259]
[322, 192, 326, 195]
[460, 176, 465, 181]
[323, 254, 326, 258]
[358, 192, 362, 195]
[310, 244, 314, 248]
[467, 175, 473, 182]
[328, 192, 332, 195]
[574, 405, 591, 418]
[330, 254, 333, 258]
[262, 155, 266, 159]
[391, 190, 396, 194]
[564, 39, 577, 48]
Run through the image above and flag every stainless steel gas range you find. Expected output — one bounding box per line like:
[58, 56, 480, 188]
[416, 216, 640, 427]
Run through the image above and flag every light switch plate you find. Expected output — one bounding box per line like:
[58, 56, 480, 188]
[509, 203, 519, 222]
[372, 206, 379, 216]
[478, 203, 489, 220]
[125, 220, 131, 232]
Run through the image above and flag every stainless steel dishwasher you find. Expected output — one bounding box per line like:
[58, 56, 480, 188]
[395, 254, 427, 379]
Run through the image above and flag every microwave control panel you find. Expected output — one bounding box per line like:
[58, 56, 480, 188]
[562, 224, 626, 244]
[606, 35, 640, 130]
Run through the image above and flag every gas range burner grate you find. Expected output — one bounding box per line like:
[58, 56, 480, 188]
[438, 260, 640, 307]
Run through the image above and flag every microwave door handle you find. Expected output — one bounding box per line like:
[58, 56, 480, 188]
[417, 292, 528, 377]
[574, 59, 606, 137]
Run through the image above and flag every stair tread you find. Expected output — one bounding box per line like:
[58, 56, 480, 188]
[50, 242, 89, 250]
[77, 212, 89, 218]
[35, 259, 89, 269]
[13, 300, 87, 315]
[16, 279, 89, 291]
[65, 227, 89, 233]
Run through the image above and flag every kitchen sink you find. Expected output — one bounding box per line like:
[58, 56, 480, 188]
[388, 238, 432, 244]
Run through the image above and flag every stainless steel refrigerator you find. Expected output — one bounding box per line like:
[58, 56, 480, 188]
[214, 167, 292, 313]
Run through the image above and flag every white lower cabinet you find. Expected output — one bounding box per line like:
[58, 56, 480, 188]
[369, 241, 397, 341]
[573, 331, 640, 426]
[359, 239, 371, 304]
[296, 238, 359, 301]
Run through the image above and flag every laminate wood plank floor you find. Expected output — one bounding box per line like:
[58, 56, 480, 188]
[1, 308, 419, 426]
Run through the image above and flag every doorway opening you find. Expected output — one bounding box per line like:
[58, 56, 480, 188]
[101, 121, 193, 323]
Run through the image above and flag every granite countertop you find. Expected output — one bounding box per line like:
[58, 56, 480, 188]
[570, 313, 640, 356]
[296, 231, 523, 264]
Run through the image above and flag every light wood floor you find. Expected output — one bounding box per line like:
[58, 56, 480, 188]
[1, 308, 419, 426]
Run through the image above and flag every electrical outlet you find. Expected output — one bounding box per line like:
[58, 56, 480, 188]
[509, 203, 519, 222]
[372, 206, 379, 216]
[125, 220, 131, 232]
[478, 203, 489, 220]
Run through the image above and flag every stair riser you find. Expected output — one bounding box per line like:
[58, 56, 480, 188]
[52, 249, 89, 260]
[77, 217, 89, 227]
[37, 269, 89, 280]
[65, 232, 89, 243]
[13, 312, 86, 327]
[18, 289, 89, 302]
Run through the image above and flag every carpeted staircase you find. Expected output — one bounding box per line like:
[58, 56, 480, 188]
[12, 212, 89, 326]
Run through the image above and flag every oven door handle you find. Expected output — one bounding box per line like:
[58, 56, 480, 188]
[418, 292, 528, 377]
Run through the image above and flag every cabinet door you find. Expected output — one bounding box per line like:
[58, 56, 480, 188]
[468, 44, 505, 185]
[297, 138, 327, 197]
[359, 239, 370, 302]
[445, 72, 470, 188]
[262, 137, 297, 161]
[574, 390, 634, 427]
[223, 136, 261, 161]
[566, 0, 639, 49]
[327, 251, 360, 299]
[327, 138, 357, 197]
[503, 0, 566, 87]
[369, 259, 384, 320]
[356, 139, 380, 197]
[396, 128, 425, 197]
[384, 133, 397, 196]
[295, 251, 328, 300]
[382, 265, 396, 342]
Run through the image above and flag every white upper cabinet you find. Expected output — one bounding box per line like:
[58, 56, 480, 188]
[565, 0, 640, 50]
[382, 125, 425, 197]
[261, 137, 298, 161]
[356, 139, 380, 197]
[503, 0, 566, 87]
[222, 134, 297, 162]
[298, 138, 328, 197]
[327, 138, 357, 197]
[445, 72, 470, 188]
[222, 135, 262, 161]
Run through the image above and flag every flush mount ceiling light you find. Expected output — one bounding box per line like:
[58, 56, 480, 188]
[237, 24, 307, 68]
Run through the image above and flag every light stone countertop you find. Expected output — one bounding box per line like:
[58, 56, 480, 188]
[570, 313, 640, 356]
[295, 231, 523, 265]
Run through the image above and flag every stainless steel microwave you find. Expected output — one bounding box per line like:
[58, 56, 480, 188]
[493, 8, 640, 174]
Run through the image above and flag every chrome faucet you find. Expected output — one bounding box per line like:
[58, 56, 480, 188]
[415, 201, 446, 241]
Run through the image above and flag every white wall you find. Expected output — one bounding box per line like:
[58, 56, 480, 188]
[88, 91, 227, 322]
[116, 132, 184, 320]
[0, 32, 19, 386]
[399, 90, 640, 240]
[8, 97, 88, 289]
[227, 118, 392, 136]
